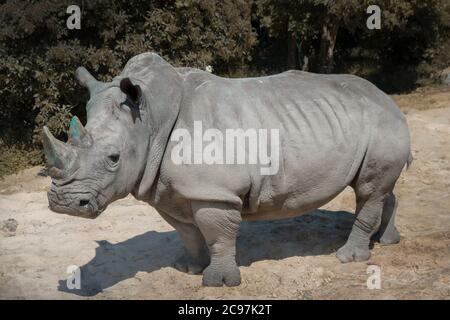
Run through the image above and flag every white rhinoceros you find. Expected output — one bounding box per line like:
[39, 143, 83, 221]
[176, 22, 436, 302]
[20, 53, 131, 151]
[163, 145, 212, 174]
[43, 53, 412, 287]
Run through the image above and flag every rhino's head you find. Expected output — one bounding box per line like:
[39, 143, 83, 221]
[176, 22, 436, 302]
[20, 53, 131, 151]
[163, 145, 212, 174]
[43, 53, 182, 218]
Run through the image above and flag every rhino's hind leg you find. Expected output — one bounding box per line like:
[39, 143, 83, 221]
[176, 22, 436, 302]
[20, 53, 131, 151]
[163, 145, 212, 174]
[373, 192, 401, 245]
[336, 190, 386, 263]
[192, 201, 242, 287]
[159, 211, 210, 274]
[337, 123, 409, 263]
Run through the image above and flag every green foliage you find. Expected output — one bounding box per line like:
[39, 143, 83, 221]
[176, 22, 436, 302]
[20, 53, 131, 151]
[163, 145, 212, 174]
[255, 0, 449, 89]
[332, 0, 449, 92]
[0, 142, 43, 177]
[416, 0, 450, 84]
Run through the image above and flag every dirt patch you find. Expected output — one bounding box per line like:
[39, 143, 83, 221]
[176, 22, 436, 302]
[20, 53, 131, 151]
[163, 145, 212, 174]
[0, 87, 449, 299]
[392, 85, 450, 112]
[0, 166, 49, 195]
[0, 218, 18, 237]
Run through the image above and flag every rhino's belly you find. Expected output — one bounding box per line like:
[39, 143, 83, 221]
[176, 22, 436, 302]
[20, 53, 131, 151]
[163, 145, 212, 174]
[242, 208, 319, 221]
[241, 182, 347, 221]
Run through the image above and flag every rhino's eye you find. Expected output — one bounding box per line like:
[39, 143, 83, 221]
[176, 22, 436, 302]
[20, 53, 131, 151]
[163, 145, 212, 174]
[107, 154, 120, 165]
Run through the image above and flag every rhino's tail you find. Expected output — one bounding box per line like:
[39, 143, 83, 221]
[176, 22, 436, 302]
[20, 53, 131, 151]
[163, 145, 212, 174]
[406, 152, 413, 170]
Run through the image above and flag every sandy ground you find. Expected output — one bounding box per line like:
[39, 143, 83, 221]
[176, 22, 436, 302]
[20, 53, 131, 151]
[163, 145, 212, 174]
[1, 87, 449, 299]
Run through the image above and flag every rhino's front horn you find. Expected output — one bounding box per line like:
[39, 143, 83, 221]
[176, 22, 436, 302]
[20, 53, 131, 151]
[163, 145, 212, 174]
[42, 126, 74, 172]
[75, 67, 99, 93]
[68, 116, 93, 148]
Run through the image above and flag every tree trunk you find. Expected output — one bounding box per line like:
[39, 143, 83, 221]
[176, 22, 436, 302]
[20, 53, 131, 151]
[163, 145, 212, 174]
[319, 22, 338, 73]
[287, 31, 298, 70]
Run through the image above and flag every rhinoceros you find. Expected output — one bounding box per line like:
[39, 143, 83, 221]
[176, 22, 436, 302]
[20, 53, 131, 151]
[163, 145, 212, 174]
[43, 52, 412, 287]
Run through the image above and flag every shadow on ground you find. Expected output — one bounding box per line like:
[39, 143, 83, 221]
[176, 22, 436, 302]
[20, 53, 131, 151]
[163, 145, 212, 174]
[58, 209, 354, 296]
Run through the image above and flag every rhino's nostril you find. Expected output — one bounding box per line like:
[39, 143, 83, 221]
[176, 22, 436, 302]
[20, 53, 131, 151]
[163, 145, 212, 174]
[79, 199, 90, 207]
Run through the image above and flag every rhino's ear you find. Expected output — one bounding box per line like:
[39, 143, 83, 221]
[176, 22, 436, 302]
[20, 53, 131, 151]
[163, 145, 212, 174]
[120, 77, 142, 105]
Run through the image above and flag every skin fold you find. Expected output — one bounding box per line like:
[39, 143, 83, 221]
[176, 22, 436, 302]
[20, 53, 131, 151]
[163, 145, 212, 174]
[44, 52, 412, 287]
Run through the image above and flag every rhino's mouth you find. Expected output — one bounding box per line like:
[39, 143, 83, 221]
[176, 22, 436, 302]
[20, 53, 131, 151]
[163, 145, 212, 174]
[47, 185, 106, 219]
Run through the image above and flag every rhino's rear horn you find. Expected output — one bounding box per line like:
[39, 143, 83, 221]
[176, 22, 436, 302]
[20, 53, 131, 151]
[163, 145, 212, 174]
[42, 126, 74, 171]
[75, 67, 99, 93]
[68, 116, 93, 148]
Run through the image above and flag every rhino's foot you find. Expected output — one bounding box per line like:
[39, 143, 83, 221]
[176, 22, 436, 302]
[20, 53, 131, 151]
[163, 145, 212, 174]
[202, 262, 241, 287]
[378, 226, 401, 245]
[173, 253, 208, 275]
[336, 243, 371, 263]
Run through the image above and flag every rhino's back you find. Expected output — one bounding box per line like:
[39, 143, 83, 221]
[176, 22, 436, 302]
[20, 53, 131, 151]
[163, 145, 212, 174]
[180, 69, 405, 127]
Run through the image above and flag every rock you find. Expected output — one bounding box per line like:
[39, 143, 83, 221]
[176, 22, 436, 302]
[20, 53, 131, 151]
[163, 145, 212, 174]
[0, 218, 18, 237]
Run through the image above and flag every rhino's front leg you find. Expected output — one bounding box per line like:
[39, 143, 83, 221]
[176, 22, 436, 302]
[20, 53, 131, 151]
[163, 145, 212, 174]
[192, 201, 242, 287]
[158, 211, 210, 274]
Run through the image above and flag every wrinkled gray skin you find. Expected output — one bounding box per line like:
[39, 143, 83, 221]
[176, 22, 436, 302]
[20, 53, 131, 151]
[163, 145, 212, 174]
[44, 52, 412, 287]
